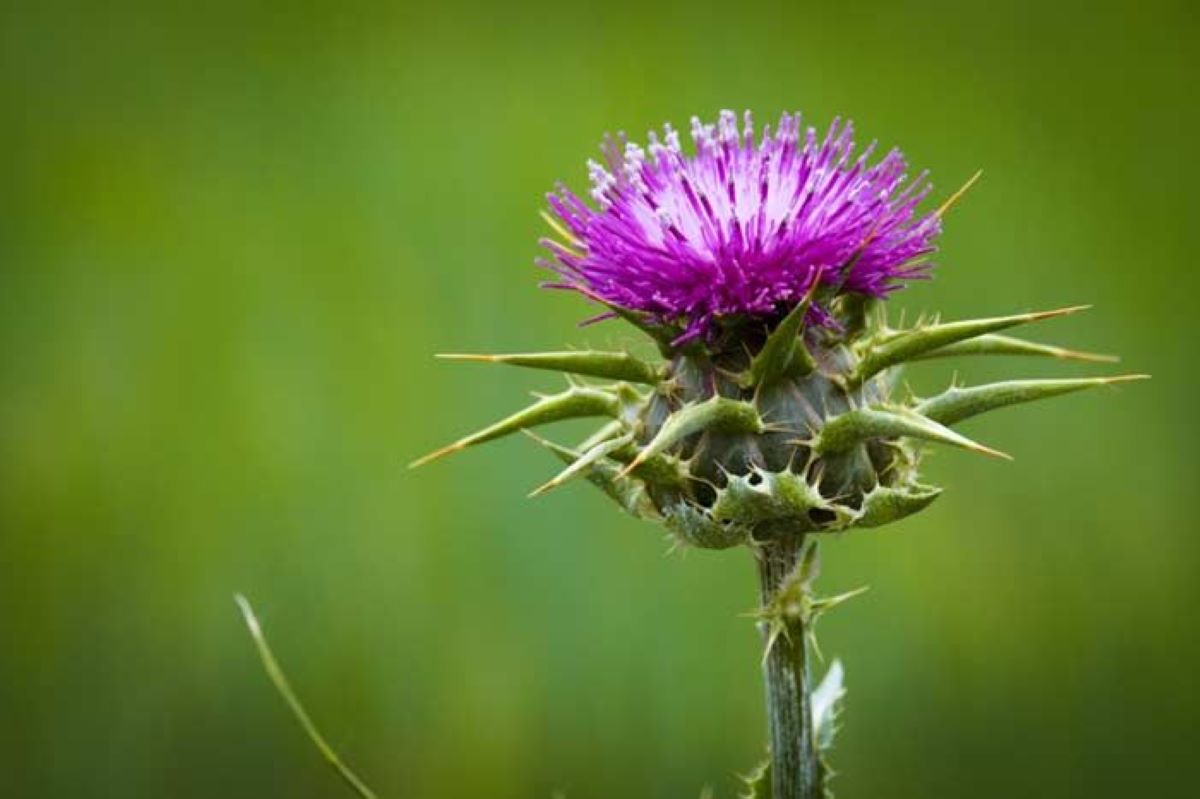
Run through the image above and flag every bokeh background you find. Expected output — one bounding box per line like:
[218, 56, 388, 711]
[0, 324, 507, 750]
[2, 1, 1196, 797]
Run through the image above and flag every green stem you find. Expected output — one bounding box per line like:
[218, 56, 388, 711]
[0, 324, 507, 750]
[757, 536, 821, 799]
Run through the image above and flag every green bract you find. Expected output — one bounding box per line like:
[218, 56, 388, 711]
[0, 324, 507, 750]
[414, 294, 1145, 549]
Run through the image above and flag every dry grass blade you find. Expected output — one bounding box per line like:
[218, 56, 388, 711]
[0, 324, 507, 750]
[235, 594, 381, 799]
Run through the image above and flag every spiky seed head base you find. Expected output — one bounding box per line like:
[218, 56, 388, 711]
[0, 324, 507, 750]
[416, 290, 1144, 551]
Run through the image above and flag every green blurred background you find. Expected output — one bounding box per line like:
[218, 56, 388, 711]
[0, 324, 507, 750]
[1, 1, 1195, 797]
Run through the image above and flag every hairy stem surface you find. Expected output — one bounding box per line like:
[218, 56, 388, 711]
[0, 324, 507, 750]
[757, 536, 821, 799]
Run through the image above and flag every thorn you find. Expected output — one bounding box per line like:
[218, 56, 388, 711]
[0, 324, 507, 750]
[807, 628, 825, 663]
[812, 585, 871, 616]
[435, 352, 497, 362]
[935, 169, 982, 218]
[760, 620, 789, 666]
[520, 428, 550, 444]
[853, 304, 1096, 386]
[1050, 348, 1120, 364]
[408, 442, 464, 469]
[527, 433, 633, 497]
[816, 405, 1010, 461]
[617, 396, 762, 478]
[437, 350, 662, 384]
[910, 332, 1121, 364]
[616, 455, 644, 480]
[410, 388, 619, 467]
[1028, 303, 1091, 319]
[916, 374, 1149, 427]
[965, 441, 1013, 461]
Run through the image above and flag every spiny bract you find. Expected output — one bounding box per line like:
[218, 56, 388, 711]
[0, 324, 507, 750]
[413, 110, 1144, 550]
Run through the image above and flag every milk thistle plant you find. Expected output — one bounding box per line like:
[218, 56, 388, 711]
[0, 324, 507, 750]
[412, 110, 1144, 799]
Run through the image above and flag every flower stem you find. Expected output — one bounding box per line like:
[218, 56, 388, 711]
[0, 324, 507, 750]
[756, 536, 822, 799]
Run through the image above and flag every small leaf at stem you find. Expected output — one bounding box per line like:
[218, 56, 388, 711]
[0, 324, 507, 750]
[812, 659, 846, 752]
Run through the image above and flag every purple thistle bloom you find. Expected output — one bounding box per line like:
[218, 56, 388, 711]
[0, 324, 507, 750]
[541, 110, 942, 342]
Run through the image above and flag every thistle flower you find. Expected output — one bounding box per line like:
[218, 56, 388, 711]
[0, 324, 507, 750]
[413, 110, 1145, 799]
[540, 110, 940, 342]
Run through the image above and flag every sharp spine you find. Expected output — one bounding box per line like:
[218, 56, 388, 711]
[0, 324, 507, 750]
[436, 350, 662, 385]
[523, 431, 657, 518]
[851, 305, 1090, 386]
[529, 433, 634, 497]
[410, 387, 620, 467]
[619, 395, 765, 478]
[916, 374, 1149, 426]
[910, 333, 1118, 363]
[814, 405, 1011, 460]
[740, 280, 820, 389]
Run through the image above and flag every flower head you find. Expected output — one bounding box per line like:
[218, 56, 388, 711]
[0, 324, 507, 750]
[542, 110, 942, 341]
[424, 109, 1142, 545]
